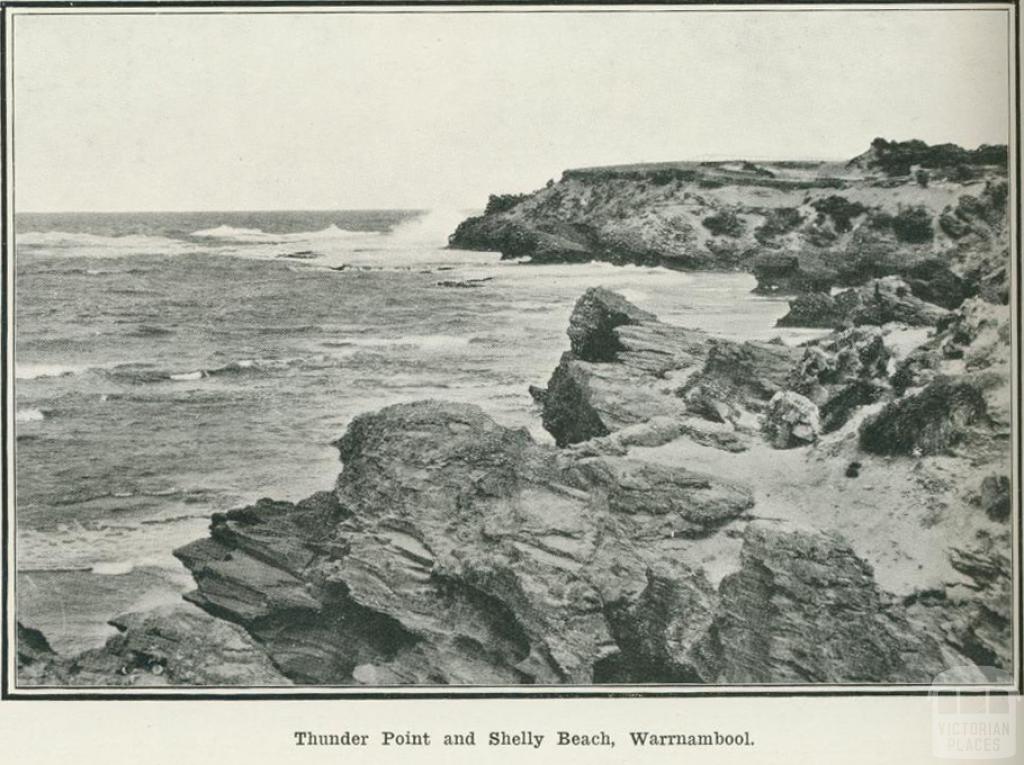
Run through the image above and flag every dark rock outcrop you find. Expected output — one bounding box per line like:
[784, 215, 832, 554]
[175, 400, 755, 685]
[700, 523, 957, 683]
[858, 376, 988, 456]
[537, 288, 800, 449]
[567, 287, 656, 361]
[777, 276, 950, 329]
[17, 605, 289, 687]
[786, 326, 893, 433]
[938, 529, 1013, 671]
[978, 475, 1011, 522]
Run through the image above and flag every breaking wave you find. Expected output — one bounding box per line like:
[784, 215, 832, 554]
[190, 224, 376, 244]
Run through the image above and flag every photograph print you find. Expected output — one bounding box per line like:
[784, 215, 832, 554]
[4, 3, 1019, 692]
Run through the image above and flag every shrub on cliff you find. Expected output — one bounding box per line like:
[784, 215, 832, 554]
[702, 210, 746, 238]
[811, 196, 867, 233]
[485, 193, 530, 215]
[754, 207, 803, 244]
[858, 376, 988, 455]
[891, 205, 934, 243]
[868, 138, 1008, 177]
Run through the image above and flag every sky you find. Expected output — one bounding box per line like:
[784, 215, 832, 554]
[11, 8, 1014, 212]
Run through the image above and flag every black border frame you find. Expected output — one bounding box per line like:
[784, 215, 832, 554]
[0, 0, 1020, 702]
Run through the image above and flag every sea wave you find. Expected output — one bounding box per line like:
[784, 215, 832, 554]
[105, 354, 341, 385]
[17, 231, 202, 257]
[16, 408, 46, 422]
[17, 508, 214, 575]
[190, 223, 376, 244]
[325, 334, 473, 351]
[15, 362, 88, 380]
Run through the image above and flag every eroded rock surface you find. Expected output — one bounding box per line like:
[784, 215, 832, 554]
[700, 523, 959, 683]
[17, 605, 289, 687]
[778, 276, 950, 329]
[175, 400, 755, 685]
[539, 288, 798, 449]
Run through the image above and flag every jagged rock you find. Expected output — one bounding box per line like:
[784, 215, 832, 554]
[895, 299, 1013, 444]
[16, 622, 70, 686]
[789, 327, 890, 398]
[680, 338, 802, 416]
[527, 384, 547, 404]
[81, 606, 292, 686]
[700, 523, 959, 683]
[17, 622, 57, 665]
[597, 567, 718, 683]
[786, 327, 892, 432]
[942, 529, 1013, 670]
[17, 605, 289, 687]
[901, 259, 974, 309]
[536, 289, 796, 449]
[567, 287, 656, 361]
[978, 475, 1011, 522]
[775, 292, 845, 328]
[762, 391, 820, 448]
[778, 276, 949, 329]
[859, 376, 988, 456]
[538, 291, 709, 447]
[751, 254, 835, 294]
[571, 457, 754, 538]
[818, 379, 888, 433]
[176, 400, 755, 685]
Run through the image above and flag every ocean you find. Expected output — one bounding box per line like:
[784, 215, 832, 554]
[12, 208, 817, 655]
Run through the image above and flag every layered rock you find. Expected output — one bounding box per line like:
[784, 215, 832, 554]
[942, 529, 1014, 670]
[700, 523, 959, 683]
[174, 400, 756, 685]
[17, 605, 289, 687]
[538, 288, 800, 450]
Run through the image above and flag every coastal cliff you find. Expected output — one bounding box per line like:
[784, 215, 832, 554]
[449, 138, 1008, 303]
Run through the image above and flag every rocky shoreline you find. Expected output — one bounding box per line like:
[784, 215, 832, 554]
[449, 139, 1009, 304]
[18, 271, 1012, 685]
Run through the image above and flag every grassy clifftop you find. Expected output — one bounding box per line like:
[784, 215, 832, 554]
[449, 139, 1008, 301]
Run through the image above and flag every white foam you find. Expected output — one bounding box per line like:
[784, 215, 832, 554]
[328, 334, 472, 351]
[169, 370, 205, 381]
[17, 231, 201, 257]
[16, 408, 45, 422]
[191, 224, 373, 244]
[15, 363, 86, 380]
[90, 561, 135, 576]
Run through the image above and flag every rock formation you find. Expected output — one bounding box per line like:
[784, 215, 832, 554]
[777, 276, 951, 329]
[17, 605, 289, 687]
[449, 140, 1008, 301]
[17, 139, 1013, 690]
